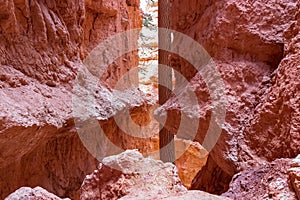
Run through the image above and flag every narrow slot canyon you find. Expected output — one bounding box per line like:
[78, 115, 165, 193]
[0, 0, 299, 200]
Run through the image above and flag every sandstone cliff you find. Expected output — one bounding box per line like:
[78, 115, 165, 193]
[155, 0, 300, 195]
[0, 0, 142, 199]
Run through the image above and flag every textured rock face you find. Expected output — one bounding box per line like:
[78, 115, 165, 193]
[80, 150, 229, 200]
[222, 158, 297, 200]
[0, 126, 98, 199]
[82, 0, 142, 87]
[243, 7, 300, 162]
[155, 0, 300, 194]
[5, 187, 69, 200]
[174, 139, 208, 189]
[0, 0, 141, 199]
[1, 0, 299, 199]
[289, 155, 300, 199]
[80, 150, 186, 200]
[121, 190, 231, 200]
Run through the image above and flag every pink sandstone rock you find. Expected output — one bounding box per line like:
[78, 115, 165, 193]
[5, 186, 69, 200]
[289, 155, 300, 199]
[80, 149, 229, 200]
[0, 0, 142, 199]
[155, 0, 300, 194]
[222, 158, 298, 200]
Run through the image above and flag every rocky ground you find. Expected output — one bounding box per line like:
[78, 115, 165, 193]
[5, 150, 230, 200]
[5, 150, 300, 200]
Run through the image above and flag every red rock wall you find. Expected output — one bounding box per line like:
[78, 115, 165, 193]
[1, 0, 299, 198]
[82, 0, 142, 87]
[244, 8, 300, 162]
[160, 0, 300, 194]
[0, 0, 141, 199]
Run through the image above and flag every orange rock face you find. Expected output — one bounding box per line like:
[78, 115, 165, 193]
[0, 0, 142, 199]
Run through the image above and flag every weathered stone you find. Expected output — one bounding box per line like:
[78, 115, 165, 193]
[5, 187, 69, 200]
[289, 155, 300, 199]
[80, 150, 186, 200]
[243, 4, 300, 162]
[222, 159, 297, 200]
[80, 150, 229, 200]
[0, 0, 142, 199]
[155, 0, 300, 194]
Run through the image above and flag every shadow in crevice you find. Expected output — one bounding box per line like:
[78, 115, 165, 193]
[190, 154, 232, 195]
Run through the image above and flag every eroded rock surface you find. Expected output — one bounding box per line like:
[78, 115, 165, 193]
[289, 155, 300, 199]
[80, 150, 229, 200]
[222, 158, 297, 200]
[155, 0, 300, 194]
[0, 0, 142, 199]
[122, 190, 231, 200]
[80, 149, 186, 200]
[1, 0, 299, 198]
[243, 6, 300, 162]
[5, 187, 69, 200]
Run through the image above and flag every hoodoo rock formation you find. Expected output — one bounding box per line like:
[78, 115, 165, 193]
[1, 0, 299, 199]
